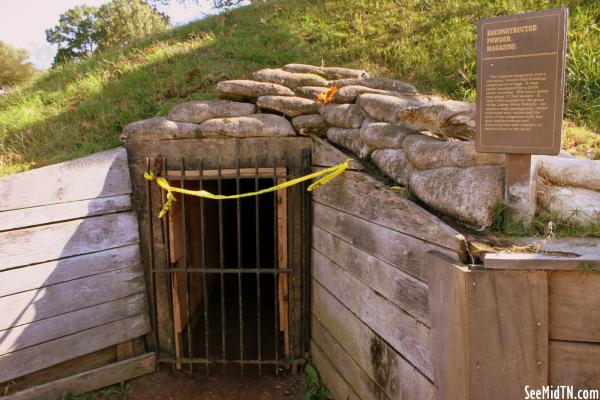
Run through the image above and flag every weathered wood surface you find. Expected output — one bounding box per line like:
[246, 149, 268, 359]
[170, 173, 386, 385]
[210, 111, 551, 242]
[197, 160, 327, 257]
[313, 170, 466, 252]
[4, 353, 155, 400]
[7, 346, 117, 393]
[485, 237, 600, 270]
[313, 225, 429, 324]
[313, 249, 432, 377]
[0, 148, 131, 212]
[0, 212, 139, 271]
[311, 318, 392, 400]
[0, 244, 141, 298]
[549, 271, 600, 342]
[313, 202, 460, 282]
[0, 293, 147, 356]
[468, 268, 548, 400]
[312, 280, 434, 400]
[427, 252, 469, 400]
[428, 251, 548, 400]
[311, 135, 364, 170]
[549, 341, 600, 390]
[0, 314, 150, 383]
[485, 253, 600, 270]
[0, 265, 145, 331]
[310, 340, 361, 400]
[0, 194, 131, 232]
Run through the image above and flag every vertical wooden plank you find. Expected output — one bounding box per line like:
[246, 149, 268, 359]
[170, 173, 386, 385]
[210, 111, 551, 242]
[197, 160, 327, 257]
[116, 340, 135, 361]
[427, 251, 549, 400]
[427, 251, 469, 400]
[467, 268, 548, 399]
[277, 176, 290, 361]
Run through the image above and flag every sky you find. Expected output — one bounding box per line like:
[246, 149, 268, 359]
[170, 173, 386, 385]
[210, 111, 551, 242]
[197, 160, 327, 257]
[0, 0, 217, 70]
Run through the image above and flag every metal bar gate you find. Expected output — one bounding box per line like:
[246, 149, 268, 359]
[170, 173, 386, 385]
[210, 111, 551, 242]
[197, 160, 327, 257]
[144, 151, 311, 375]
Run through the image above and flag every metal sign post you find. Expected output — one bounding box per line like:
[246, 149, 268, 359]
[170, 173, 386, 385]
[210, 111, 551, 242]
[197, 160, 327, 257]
[475, 8, 568, 225]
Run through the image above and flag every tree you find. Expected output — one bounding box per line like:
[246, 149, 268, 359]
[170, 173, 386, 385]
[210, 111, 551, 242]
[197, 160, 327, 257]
[0, 42, 37, 87]
[148, 0, 254, 10]
[46, 5, 102, 64]
[97, 0, 170, 50]
[45, 0, 170, 65]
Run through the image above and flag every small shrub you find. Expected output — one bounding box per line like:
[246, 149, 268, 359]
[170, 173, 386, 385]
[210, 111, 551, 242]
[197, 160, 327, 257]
[302, 363, 333, 400]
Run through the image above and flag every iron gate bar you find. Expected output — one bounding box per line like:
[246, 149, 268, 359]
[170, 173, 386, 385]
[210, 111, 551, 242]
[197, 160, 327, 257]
[217, 157, 226, 374]
[290, 181, 296, 373]
[273, 161, 279, 376]
[151, 268, 292, 273]
[199, 159, 211, 374]
[145, 157, 160, 371]
[254, 156, 262, 376]
[160, 158, 178, 372]
[157, 358, 297, 365]
[301, 149, 311, 357]
[236, 157, 244, 373]
[165, 168, 288, 179]
[180, 158, 194, 372]
[148, 154, 305, 373]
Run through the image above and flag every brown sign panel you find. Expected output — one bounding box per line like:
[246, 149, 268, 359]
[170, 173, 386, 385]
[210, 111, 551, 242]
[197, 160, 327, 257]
[475, 8, 568, 155]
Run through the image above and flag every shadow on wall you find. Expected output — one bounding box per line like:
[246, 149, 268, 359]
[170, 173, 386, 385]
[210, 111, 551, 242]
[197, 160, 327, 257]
[0, 148, 149, 393]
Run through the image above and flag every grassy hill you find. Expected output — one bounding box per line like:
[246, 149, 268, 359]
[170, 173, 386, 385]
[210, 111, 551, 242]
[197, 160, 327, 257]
[0, 0, 598, 175]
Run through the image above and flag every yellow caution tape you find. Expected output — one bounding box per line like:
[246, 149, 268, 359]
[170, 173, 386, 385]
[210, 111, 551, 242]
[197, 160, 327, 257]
[144, 159, 352, 218]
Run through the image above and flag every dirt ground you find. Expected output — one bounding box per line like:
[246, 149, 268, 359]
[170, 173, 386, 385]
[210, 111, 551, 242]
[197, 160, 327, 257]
[124, 369, 304, 400]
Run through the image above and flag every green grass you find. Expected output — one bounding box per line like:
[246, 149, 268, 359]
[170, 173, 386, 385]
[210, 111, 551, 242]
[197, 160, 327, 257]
[302, 363, 333, 400]
[59, 382, 129, 400]
[492, 200, 600, 238]
[0, 0, 598, 175]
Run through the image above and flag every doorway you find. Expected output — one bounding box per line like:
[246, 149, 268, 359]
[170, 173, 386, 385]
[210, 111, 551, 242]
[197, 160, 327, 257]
[146, 157, 310, 376]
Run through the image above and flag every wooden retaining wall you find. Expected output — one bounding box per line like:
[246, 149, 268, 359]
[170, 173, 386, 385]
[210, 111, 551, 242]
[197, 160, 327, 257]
[310, 138, 467, 400]
[0, 148, 153, 398]
[311, 139, 600, 399]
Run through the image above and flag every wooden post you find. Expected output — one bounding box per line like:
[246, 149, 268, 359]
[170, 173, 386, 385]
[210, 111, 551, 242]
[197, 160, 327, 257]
[504, 154, 536, 228]
[427, 251, 548, 400]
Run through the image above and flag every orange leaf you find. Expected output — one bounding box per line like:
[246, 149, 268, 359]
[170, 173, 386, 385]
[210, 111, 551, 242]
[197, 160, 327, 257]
[316, 86, 338, 104]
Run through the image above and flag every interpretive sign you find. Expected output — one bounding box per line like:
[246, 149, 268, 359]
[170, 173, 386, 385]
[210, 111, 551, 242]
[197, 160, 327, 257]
[475, 8, 568, 154]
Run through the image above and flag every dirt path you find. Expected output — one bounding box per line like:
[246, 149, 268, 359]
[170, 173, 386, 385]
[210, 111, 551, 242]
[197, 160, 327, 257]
[125, 369, 303, 400]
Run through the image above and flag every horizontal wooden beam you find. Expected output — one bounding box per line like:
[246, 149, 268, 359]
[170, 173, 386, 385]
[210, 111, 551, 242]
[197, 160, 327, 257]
[484, 253, 600, 270]
[313, 250, 432, 377]
[3, 353, 155, 400]
[166, 167, 287, 178]
[312, 279, 433, 399]
[0, 293, 147, 356]
[0, 195, 131, 232]
[549, 340, 600, 390]
[313, 225, 429, 324]
[0, 148, 131, 212]
[0, 314, 150, 383]
[0, 244, 141, 298]
[312, 169, 466, 252]
[0, 265, 145, 331]
[0, 212, 140, 271]
[310, 340, 361, 400]
[549, 271, 600, 342]
[313, 202, 460, 283]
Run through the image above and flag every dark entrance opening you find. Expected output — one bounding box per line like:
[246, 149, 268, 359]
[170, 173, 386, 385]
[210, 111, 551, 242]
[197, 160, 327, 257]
[162, 167, 292, 376]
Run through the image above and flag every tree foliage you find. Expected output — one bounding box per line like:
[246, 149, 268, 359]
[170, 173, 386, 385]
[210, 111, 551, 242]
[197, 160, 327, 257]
[46, 0, 170, 65]
[0, 42, 37, 87]
[148, 0, 250, 10]
[97, 0, 170, 49]
[46, 5, 102, 64]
